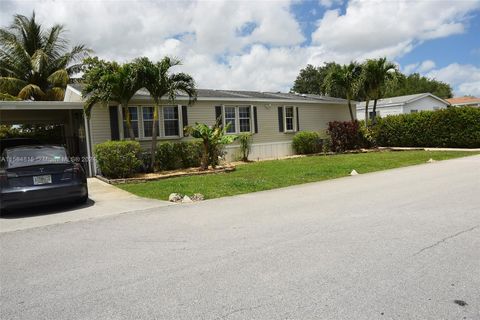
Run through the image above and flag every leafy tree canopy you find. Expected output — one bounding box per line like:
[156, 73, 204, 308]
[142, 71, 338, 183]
[292, 63, 453, 99]
[384, 73, 453, 99]
[291, 62, 342, 96]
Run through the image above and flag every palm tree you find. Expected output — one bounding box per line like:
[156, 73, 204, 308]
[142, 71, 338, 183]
[82, 57, 144, 140]
[323, 62, 362, 121]
[0, 12, 90, 100]
[361, 58, 398, 123]
[136, 57, 197, 171]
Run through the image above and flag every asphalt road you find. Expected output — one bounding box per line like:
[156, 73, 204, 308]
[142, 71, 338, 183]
[1, 155, 479, 320]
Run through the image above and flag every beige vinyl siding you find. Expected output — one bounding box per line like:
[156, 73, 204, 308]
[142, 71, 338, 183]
[89, 104, 111, 147]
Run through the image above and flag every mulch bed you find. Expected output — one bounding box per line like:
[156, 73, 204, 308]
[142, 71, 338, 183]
[96, 164, 236, 185]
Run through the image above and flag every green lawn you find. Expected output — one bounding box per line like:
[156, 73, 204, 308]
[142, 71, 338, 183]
[118, 151, 478, 200]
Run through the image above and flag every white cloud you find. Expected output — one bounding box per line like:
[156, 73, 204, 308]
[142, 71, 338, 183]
[403, 60, 436, 74]
[312, 0, 480, 60]
[418, 60, 436, 73]
[427, 63, 480, 96]
[319, 0, 343, 8]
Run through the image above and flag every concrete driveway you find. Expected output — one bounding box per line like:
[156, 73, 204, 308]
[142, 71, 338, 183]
[0, 178, 170, 233]
[1, 155, 479, 319]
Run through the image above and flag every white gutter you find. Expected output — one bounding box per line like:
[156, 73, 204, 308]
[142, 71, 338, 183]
[83, 112, 94, 177]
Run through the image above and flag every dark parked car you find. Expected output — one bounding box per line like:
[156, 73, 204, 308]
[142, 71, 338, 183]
[0, 145, 88, 211]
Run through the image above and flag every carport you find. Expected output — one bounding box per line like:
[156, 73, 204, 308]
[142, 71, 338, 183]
[0, 101, 94, 176]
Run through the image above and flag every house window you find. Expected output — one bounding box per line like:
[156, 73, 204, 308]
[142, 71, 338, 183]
[224, 106, 236, 133]
[433, 107, 439, 111]
[163, 106, 179, 136]
[410, 109, 418, 113]
[222, 105, 253, 134]
[285, 106, 295, 131]
[238, 106, 251, 132]
[142, 107, 158, 138]
[123, 107, 139, 138]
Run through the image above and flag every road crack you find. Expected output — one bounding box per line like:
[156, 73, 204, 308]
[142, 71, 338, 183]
[413, 225, 479, 256]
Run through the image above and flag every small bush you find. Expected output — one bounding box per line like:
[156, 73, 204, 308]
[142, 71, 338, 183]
[327, 121, 362, 152]
[94, 140, 142, 179]
[374, 107, 480, 148]
[155, 141, 202, 171]
[292, 131, 322, 154]
[238, 133, 253, 161]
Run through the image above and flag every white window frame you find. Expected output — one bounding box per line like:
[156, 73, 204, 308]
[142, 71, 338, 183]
[283, 106, 297, 132]
[141, 106, 159, 138]
[162, 105, 181, 137]
[122, 106, 140, 139]
[119, 105, 182, 140]
[222, 105, 254, 134]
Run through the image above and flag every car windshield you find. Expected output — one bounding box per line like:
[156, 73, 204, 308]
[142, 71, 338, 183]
[4, 147, 69, 168]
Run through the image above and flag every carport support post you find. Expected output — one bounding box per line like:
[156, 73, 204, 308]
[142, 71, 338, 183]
[83, 111, 95, 176]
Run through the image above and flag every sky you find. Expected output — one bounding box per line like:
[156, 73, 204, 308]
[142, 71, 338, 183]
[1, 0, 480, 96]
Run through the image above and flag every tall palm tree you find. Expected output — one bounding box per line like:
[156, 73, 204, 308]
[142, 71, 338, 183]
[323, 62, 362, 121]
[136, 57, 197, 171]
[0, 12, 90, 100]
[361, 58, 398, 123]
[82, 57, 144, 139]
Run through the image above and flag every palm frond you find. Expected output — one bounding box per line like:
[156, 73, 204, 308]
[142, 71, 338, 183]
[45, 86, 65, 101]
[47, 69, 69, 87]
[17, 84, 45, 100]
[0, 77, 28, 95]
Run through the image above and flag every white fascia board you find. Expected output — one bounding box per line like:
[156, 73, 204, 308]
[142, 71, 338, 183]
[0, 101, 84, 110]
[356, 102, 404, 110]
[131, 96, 348, 105]
[406, 93, 450, 106]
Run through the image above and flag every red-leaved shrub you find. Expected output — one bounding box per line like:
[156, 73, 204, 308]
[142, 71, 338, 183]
[327, 121, 362, 152]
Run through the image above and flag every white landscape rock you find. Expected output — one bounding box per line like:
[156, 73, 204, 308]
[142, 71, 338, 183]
[168, 193, 183, 202]
[182, 195, 193, 203]
[350, 169, 359, 176]
[427, 158, 437, 163]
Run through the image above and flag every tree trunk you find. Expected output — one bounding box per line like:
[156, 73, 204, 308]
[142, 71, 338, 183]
[347, 100, 354, 121]
[372, 99, 378, 124]
[149, 104, 159, 172]
[364, 99, 370, 125]
[123, 103, 135, 140]
[200, 141, 209, 170]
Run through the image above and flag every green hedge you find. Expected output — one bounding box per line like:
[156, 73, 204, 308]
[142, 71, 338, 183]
[292, 131, 322, 154]
[374, 107, 480, 148]
[94, 141, 142, 178]
[155, 141, 202, 171]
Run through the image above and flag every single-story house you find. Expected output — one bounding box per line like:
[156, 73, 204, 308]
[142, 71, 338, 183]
[0, 84, 352, 176]
[356, 93, 451, 120]
[446, 97, 480, 108]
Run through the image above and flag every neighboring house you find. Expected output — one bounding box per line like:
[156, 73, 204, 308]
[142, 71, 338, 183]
[356, 93, 451, 120]
[446, 97, 480, 108]
[0, 84, 352, 176]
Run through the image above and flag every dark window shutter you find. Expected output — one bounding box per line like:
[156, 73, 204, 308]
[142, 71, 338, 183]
[174, 106, 180, 136]
[109, 106, 120, 140]
[253, 106, 258, 133]
[215, 106, 223, 126]
[296, 107, 300, 131]
[181, 105, 188, 128]
[278, 107, 284, 132]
